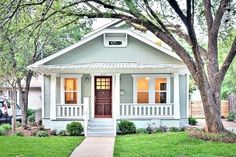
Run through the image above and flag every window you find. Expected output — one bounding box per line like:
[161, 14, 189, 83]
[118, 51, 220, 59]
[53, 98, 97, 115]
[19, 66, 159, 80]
[96, 78, 111, 90]
[137, 78, 149, 103]
[155, 78, 167, 103]
[64, 78, 78, 104]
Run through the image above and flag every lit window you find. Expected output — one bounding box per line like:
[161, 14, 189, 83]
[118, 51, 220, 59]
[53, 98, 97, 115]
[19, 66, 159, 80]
[155, 78, 167, 103]
[137, 78, 149, 103]
[64, 78, 78, 104]
[96, 77, 111, 90]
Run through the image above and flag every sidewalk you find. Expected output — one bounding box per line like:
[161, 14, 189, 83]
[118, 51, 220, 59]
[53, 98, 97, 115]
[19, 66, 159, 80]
[70, 137, 115, 157]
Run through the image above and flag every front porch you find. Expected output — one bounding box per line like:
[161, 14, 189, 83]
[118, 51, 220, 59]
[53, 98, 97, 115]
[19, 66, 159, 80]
[43, 70, 186, 136]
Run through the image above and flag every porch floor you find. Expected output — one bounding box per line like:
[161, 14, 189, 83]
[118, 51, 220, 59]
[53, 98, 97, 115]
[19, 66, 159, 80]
[69, 137, 115, 157]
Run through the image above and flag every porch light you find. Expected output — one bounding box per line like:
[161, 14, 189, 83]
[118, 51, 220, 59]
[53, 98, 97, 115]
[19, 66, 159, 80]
[145, 77, 150, 80]
[85, 76, 89, 82]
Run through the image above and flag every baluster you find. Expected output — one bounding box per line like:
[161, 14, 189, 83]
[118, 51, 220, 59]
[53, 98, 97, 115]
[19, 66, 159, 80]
[130, 105, 133, 116]
[147, 106, 150, 116]
[61, 106, 64, 117]
[79, 106, 82, 117]
[57, 106, 60, 117]
[122, 105, 125, 116]
[75, 106, 78, 116]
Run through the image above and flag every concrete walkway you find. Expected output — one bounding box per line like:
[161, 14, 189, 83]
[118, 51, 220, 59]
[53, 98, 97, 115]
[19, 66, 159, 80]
[70, 137, 115, 157]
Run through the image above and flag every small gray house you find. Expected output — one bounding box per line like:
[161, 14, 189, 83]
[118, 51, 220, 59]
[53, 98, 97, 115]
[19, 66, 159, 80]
[28, 20, 189, 136]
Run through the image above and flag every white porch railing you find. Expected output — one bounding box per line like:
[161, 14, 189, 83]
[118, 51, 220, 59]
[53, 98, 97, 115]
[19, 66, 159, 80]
[120, 103, 174, 118]
[56, 104, 84, 118]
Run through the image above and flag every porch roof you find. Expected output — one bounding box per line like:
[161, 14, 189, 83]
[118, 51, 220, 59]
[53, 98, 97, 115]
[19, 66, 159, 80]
[30, 62, 187, 74]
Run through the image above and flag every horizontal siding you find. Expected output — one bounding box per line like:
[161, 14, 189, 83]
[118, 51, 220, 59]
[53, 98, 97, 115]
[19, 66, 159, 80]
[81, 74, 91, 103]
[120, 74, 133, 103]
[45, 35, 183, 65]
[44, 75, 51, 118]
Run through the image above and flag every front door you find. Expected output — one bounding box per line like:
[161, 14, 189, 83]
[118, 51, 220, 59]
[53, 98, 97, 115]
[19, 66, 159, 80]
[95, 76, 112, 118]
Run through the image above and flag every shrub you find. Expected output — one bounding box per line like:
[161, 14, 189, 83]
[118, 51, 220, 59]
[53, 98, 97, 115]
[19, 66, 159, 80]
[136, 128, 148, 134]
[13, 131, 24, 137]
[156, 126, 168, 133]
[36, 131, 49, 137]
[57, 130, 69, 136]
[227, 112, 235, 122]
[66, 122, 83, 136]
[189, 117, 198, 125]
[118, 120, 136, 135]
[28, 114, 35, 123]
[50, 129, 57, 136]
[0, 124, 12, 136]
[27, 109, 35, 117]
[169, 127, 183, 132]
[146, 124, 157, 134]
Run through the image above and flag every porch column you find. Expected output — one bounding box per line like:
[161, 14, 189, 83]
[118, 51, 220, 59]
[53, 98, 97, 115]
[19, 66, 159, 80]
[91, 74, 95, 118]
[115, 73, 120, 119]
[50, 74, 57, 120]
[174, 73, 180, 119]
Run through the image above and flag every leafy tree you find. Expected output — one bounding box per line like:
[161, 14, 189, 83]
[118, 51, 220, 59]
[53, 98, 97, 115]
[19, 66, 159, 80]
[0, 0, 236, 133]
[0, 2, 91, 127]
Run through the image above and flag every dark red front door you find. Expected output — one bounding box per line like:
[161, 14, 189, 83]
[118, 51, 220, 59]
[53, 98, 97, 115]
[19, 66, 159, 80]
[95, 76, 112, 118]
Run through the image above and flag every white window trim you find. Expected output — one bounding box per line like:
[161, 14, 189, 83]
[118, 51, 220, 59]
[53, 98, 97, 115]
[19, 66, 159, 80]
[60, 74, 82, 105]
[132, 74, 171, 104]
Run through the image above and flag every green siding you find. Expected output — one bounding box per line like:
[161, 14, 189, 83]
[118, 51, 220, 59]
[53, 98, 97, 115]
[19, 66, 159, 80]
[120, 74, 133, 103]
[45, 35, 183, 65]
[179, 74, 188, 118]
[81, 74, 91, 103]
[44, 75, 51, 118]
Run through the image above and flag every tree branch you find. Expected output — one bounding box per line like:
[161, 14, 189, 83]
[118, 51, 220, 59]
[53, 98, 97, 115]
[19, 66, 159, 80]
[211, 0, 229, 36]
[218, 37, 236, 83]
[203, 0, 213, 32]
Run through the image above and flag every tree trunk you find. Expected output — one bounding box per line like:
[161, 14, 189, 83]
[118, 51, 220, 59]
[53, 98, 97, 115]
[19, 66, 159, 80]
[18, 71, 33, 128]
[11, 88, 17, 131]
[198, 84, 226, 133]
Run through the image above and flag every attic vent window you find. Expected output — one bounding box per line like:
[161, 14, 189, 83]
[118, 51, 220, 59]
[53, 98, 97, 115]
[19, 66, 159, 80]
[104, 33, 127, 47]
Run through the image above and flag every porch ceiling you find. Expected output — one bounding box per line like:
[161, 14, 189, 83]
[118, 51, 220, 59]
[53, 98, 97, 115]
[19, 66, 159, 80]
[29, 62, 188, 74]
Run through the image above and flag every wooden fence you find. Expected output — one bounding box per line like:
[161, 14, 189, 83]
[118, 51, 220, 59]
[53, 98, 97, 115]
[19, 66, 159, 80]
[189, 100, 229, 118]
[228, 94, 236, 115]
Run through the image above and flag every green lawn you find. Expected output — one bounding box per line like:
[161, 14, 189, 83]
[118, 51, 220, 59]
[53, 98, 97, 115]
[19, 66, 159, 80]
[114, 132, 236, 157]
[0, 136, 84, 157]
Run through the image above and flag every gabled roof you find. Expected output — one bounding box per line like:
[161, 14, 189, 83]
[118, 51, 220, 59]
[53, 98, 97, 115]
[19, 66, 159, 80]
[28, 21, 182, 69]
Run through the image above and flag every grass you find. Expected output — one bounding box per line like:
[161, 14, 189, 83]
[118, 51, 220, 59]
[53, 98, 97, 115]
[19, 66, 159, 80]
[0, 136, 84, 157]
[114, 132, 236, 157]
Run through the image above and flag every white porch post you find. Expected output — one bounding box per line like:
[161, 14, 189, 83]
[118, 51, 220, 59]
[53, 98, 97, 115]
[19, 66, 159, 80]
[91, 74, 95, 118]
[174, 73, 180, 119]
[115, 73, 120, 119]
[50, 74, 57, 120]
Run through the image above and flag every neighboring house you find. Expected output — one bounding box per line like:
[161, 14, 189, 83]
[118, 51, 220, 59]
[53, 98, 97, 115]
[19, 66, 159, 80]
[0, 77, 42, 110]
[28, 20, 189, 136]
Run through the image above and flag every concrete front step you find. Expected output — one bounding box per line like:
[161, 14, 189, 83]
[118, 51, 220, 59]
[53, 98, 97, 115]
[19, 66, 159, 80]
[87, 118, 115, 137]
[87, 132, 115, 137]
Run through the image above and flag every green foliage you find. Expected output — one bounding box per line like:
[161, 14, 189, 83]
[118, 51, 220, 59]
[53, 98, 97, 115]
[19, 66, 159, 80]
[169, 127, 183, 132]
[136, 128, 148, 134]
[66, 122, 83, 136]
[118, 120, 136, 135]
[28, 114, 35, 123]
[189, 117, 198, 125]
[227, 112, 235, 122]
[57, 130, 69, 136]
[13, 131, 24, 137]
[36, 131, 49, 137]
[0, 124, 12, 136]
[27, 109, 35, 117]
